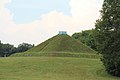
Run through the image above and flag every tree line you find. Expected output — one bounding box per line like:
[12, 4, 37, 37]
[0, 41, 34, 57]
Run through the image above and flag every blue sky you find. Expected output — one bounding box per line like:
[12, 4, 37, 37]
[0, 0, 103, 46]
[6, 0, 71, 23]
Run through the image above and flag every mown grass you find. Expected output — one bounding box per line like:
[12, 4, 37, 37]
[11, 52, 100, 59]
[0, 57, 120, 80]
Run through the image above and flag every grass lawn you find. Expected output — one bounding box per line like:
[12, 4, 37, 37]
[0, 57, 119, 80]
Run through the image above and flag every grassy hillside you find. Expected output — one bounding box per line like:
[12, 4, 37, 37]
[12, 35, 96, 57]
[28, 35, 96, 53]
[0, 57, 119, 80]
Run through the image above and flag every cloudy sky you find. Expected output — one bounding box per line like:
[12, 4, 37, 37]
[0, 0, 103, 46]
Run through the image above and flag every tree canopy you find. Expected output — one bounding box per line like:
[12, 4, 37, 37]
[95, 0, 120, 76]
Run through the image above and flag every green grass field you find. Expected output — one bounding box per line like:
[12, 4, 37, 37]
[1, 35, 120, 80]
[0, 57, 120, 80]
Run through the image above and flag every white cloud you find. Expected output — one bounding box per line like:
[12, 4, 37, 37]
[70, 0, 102, 28]
[0, 0, 103, 46]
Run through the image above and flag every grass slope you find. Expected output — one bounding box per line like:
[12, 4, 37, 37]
[0, 57, 119, 80]
[28, 35, 95, 53]
[12, 35, 96, 57]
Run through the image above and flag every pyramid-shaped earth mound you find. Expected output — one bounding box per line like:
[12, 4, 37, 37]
[12, 34, 97, 57]
[26, 34, 96, 53]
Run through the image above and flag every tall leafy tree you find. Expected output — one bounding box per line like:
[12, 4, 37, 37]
[95, 0, 120, 76]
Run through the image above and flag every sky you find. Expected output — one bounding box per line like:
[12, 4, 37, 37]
[0, 0, 103, 46]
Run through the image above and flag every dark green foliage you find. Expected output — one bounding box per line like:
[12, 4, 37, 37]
[0, 41, 34, 57]
[0, 43, 16, 57]
[0, 41, 2, 56]
[17, 43, 34, 52]
[2, 44, 16, 57]
[72, 30, 97, 51]
[95, 0, 120, 77]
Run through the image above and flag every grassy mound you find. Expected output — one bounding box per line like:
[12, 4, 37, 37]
[27, 35, 96, 53]
[12, 35, 96, 57]
[0, 57, 119, 80]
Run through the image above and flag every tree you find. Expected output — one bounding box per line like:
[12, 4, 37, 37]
[16, 43, 34, 52]
[0, 43, 16, 57]
[72, 29, 97, 51]
[2, 44, 16, 57]
[95, 0, 120, 76]
[0, 41, 2, 56]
